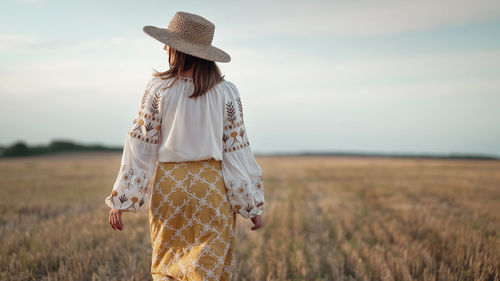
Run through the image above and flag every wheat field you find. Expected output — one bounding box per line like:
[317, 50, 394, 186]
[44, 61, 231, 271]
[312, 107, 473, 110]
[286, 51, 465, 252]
[0, 152, 499, 281]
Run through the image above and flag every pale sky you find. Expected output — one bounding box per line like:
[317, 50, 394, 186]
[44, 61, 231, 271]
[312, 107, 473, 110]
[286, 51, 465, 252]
[1, 0, 500, 156]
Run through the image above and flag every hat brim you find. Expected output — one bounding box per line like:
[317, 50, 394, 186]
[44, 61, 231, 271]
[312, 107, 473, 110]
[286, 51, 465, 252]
[143, 25, 231, 63]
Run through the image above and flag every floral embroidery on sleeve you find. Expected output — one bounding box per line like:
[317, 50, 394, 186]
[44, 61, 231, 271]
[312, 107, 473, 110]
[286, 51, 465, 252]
[223, 99, 249, 152]
[128, 89, 162, 144]
[105, 164, 153, 212]
[225, 175, 264, 218]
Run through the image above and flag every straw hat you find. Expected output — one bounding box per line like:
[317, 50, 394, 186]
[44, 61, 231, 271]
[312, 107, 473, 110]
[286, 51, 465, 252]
[143, 11, 231, 63]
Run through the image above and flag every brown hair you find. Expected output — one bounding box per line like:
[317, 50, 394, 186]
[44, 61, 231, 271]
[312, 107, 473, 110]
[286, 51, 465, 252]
[152, 47, 225, 98]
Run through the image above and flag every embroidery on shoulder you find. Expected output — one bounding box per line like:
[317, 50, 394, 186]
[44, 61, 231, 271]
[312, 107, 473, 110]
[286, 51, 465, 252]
[128, 89, 162, 144]
[236, 97, 243, 119]
[223, 92, 249, 152]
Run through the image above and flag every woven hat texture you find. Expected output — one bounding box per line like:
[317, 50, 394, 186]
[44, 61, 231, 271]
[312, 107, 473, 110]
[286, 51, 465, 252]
[143, 11, 231, 63]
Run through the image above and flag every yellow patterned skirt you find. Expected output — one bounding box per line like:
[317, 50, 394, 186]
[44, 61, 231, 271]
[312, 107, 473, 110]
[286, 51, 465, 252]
[148, 158, 237, 281]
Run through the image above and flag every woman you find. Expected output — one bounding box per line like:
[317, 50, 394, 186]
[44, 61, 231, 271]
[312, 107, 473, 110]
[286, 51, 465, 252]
[104, 11, 265, 281]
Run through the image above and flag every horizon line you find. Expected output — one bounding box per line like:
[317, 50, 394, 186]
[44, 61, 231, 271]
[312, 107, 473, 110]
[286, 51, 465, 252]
[1, 139, 498, 160]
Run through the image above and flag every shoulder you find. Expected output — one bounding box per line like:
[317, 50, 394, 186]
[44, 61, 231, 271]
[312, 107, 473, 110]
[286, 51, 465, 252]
[144, 75, 174, 96]
[214, 79, 240, 100]
[218, 79, 238, 91]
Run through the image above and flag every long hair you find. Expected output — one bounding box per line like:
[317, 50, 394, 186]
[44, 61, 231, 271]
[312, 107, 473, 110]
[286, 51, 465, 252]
[152, 47, 225, 98]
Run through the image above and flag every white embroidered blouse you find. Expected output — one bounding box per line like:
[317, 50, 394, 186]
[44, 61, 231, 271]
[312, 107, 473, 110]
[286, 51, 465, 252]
[104, 75, 264, 219]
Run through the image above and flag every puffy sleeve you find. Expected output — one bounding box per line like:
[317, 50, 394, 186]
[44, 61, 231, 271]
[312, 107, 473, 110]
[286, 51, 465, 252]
[104, 78, 163, 213]
[221, 82, 265, 219]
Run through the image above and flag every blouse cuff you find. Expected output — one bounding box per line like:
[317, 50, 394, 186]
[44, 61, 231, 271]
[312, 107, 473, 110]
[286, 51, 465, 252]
[104, 164, 153, 213]
[225, 176, 264, 219]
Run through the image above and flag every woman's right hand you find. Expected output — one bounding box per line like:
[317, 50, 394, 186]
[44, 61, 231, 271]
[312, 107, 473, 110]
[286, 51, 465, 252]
[250, 214, 264, 231]
[109, 208, 124, 231]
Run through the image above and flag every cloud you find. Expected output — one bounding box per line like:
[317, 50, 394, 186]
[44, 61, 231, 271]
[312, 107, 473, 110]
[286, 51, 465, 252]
[2, 35, 499, 104]
[215, 0, 500, 39]
[223, 47, 500, 98]
[0, 34, 44, 50]
[0, 32, 148, 53]
[0, 57, 151, 98]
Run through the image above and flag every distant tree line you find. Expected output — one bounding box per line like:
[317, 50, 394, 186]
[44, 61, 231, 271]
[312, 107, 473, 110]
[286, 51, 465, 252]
[0, 140, 122, 157]
[263, 151, 500, 160]
[0, 140, 498, 160]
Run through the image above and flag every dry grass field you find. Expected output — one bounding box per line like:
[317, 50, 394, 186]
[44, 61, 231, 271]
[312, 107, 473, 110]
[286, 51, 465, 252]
[0, 152, 499, 281]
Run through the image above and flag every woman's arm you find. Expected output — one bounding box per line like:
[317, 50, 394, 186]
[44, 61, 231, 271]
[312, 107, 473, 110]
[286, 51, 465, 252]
[105, 78, 163, 229]
[220, 81, 265, 230]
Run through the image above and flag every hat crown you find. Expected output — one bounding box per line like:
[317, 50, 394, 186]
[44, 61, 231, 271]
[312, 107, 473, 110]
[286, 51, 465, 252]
[167, 11, 215, 46]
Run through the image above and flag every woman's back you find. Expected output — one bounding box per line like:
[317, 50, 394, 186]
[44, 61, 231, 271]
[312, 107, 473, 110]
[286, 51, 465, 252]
[154, 75, 227, 162]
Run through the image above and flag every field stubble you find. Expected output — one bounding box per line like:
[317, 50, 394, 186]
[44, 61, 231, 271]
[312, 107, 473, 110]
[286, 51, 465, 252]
[0, 152, 499, 280]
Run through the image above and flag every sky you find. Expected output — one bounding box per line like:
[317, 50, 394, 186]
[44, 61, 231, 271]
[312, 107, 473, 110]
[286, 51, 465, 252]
[1, 0, 500, 156]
